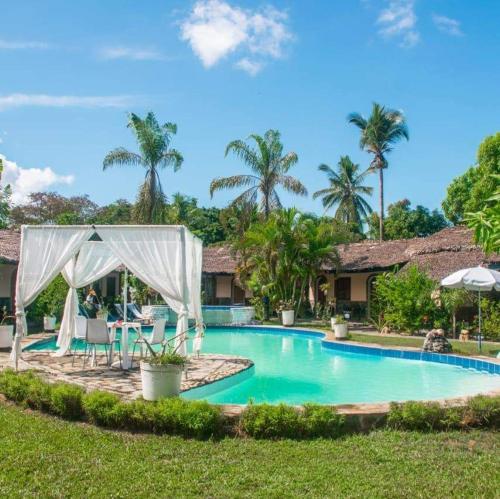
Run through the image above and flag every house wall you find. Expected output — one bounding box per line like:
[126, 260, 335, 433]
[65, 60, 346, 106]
[323, 272, 376, 302]
[0, 264, 16, 297]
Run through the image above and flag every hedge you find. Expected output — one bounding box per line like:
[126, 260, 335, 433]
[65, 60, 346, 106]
[0, 369, 498, 439]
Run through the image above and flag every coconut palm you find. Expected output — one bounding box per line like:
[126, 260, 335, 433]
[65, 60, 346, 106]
[313, 156, 373, 232]
[347, 103, 409, 241]
[103, 112, 183, 224]
[209, 129, 307, 219]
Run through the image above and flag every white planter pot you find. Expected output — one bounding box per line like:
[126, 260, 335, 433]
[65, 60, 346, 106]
[140, 361, 184, 401]
[331, 317, 337, 329]
[96, 311, 108, 320]
[43, 316, 56, 331]
[0, 325, 13, 348]
[334, 323, 348, 339]
[281, 310, 295, 327]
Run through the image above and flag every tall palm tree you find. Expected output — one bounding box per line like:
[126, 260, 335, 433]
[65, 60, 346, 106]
[103, 112, 183, 224]
[347, 103, 409, 241]
[210, 129, 307, 219]
[313, 156, 373, 232]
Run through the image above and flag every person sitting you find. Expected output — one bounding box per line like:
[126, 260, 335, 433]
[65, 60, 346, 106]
[84, 288, 101, 319]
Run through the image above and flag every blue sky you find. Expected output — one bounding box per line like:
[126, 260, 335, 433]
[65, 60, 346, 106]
[0, 0, 499, 215]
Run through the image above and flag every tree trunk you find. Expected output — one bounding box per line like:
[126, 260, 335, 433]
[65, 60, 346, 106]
[378, 167, 384, 241]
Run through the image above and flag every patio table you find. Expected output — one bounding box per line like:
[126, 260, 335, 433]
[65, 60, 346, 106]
[110, 321, 142, 370]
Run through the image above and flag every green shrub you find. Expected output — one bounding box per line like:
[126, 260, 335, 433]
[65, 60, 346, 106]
[0, 369, 37, 404]
[26, 377, 53, 411]
[302, 404, 346, 438]
[241, 403, 302, 439]
[463, 395, 500, 428]
[82, 390, 121, 426]
[387, 401, 449, 431]
[50, 383, 84, 420]
[152, 398, 223, 438]
[480, 298, 500, 341]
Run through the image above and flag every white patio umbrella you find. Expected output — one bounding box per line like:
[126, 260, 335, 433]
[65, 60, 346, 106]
[441, 266, 500, 350]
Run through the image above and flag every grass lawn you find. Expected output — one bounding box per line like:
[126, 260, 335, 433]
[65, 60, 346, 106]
[0, 404, 499, 498]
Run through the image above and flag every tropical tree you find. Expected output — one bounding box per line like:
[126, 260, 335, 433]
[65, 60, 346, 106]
[235, 209, 340, 315]
[210, 129, 307, 218]
[313, 155, 373, 232]
[348, 103, 409, 241]
[103, 112, 183, 224]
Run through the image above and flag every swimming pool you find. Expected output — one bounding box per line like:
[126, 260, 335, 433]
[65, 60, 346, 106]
[26, 326, 499, 405]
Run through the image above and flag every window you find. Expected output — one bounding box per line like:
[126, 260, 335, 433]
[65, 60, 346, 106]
[335, 277, 351, 301]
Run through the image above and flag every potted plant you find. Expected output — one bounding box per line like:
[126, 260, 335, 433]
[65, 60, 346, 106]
[279, 300, 295, 327]
[140, 339, 187, 401]
[0, 309, 15, 349]
[333, 315, 348, 339]
[96, 305, 109, 321]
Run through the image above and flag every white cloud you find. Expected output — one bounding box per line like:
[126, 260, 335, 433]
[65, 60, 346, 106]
[377, 0, 420, 47]
[98, 46, 164, 61]
[0, 39, 50, 50]
[235, 57, 263, 76]
[432, 14, 463, 36]
[0, 154, 74, 204]
[0, 94, 134, 111]
[180, 0, 291, 73]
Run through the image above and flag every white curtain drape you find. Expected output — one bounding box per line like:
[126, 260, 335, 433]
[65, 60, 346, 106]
[96, 226, 204, 354]
[12, 225, 204, 366]
[11, 226, 93, 365]
[55, 242, 121, 356]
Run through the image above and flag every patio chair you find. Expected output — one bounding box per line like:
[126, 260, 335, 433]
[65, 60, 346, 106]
[84, 319, 114, 368]
[131, 318, 166, 363]
[78, 303, 90, 318]
[71, 316, 88, 366]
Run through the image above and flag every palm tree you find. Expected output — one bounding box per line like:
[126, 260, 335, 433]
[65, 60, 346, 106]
[209, 129, 307, 219]
[103, 112, 183, 224]
[347, 103, 409, 241]
[313, 156, 373, 232]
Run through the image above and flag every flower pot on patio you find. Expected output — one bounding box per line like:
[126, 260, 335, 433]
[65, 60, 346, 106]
[140, 361, 184, 400]
[330, 317, 337, 329]
[43, 315, 56, 331]
[281, 310, 295, 327]
[0, 325, 13, 348]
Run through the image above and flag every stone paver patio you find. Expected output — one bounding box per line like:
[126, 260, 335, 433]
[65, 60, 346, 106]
[0, 335, 253, 400]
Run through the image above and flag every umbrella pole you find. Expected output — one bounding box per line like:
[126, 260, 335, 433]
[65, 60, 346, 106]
[123, 267, 128, 322]
[478, 290, 482, 352]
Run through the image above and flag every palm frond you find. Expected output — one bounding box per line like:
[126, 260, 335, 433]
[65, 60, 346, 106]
[209, 175, 258, 197]
[103, 148, 143, 170]
[278, 175, 308, 196]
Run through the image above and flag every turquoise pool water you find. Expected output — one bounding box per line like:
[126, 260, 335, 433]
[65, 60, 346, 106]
[26, 327, 499, 405]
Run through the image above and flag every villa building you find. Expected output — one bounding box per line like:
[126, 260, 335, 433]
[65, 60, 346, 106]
[0, 226, 498, 319]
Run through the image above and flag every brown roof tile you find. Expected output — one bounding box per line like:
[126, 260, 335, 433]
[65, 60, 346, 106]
[0, 229, 20, 264]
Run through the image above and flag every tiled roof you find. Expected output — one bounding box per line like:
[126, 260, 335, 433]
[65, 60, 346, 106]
[0, 226, 497, 280]
[0, 229, 20, 264]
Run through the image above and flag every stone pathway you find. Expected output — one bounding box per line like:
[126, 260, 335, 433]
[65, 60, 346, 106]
[0, 335, 253, 400]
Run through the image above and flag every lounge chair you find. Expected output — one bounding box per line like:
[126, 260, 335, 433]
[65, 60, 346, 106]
[127, 303, 145, 321]
[131, 319, 166, 363]
[114, 303, 134, 321]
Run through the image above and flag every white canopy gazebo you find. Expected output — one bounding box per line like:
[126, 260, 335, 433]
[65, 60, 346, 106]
[11, 225, 204, 368]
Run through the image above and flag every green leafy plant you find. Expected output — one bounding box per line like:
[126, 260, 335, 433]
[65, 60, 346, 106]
[333, 314, 347, 325]
[83, 390, 121, 426]
[240, 402, 346, 439]
[50, 383, 85, 420]
[371, 266, 445, 334]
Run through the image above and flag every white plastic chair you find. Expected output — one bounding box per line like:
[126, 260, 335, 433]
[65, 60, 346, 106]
[131, 319, 166, 362]
[71, 316, 88, 366]
[84, 319, 113, 367]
